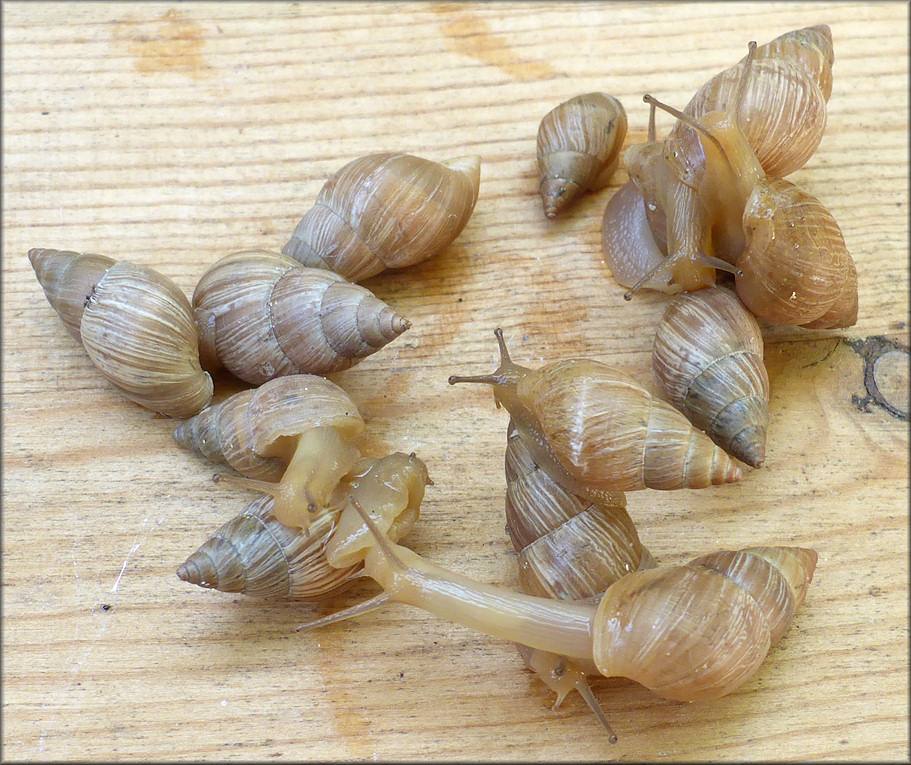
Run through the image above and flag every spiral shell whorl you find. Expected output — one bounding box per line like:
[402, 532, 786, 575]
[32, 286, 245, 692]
[283, 153, 480, 281]
[537, 93, 628, 218]
[653, 286, 770, 468]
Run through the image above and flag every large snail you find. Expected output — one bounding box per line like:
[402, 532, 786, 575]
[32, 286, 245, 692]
[652, 286, 770, 467]
[299, 498, 817, 709]
[448, 329, 743, 494]
[192, 250, 410, 386]
[178, 452, 430, 600]
[29, 248, 213, 418]
[282, 152, 481, 282]
[536, 92, 627, 218]
[173, 374, 364, 529]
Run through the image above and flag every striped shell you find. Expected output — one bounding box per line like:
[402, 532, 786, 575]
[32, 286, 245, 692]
[283, 153, 480, 282]
[193, 250, 410, 385]
[173, 374, 364, 480]
[537, 92, 628, 218]
[653, 286, 770, 468]
[29, 248, 212, 418]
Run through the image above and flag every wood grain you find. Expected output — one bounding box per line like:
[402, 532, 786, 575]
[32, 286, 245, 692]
[2, 2, 908, 760]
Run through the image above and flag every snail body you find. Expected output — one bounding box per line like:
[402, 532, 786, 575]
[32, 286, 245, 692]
[29, 248, 212, 418]
[192, 250, 410, 386]
[178, 452, 430, 599]
[449, 330, 743, 493]
[653, 286, 770, 468]
[302, 501, 817, 706]
[537, 92, 628, 218]
[173, 374, 365, 529]
[283, 153, 481, 282]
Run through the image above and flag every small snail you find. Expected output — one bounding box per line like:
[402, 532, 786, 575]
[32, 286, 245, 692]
[300, 499, 817, 708]
[536, 93, 628, 218]
[448, 329, 743, 494]
[192, 250, 410, 385]
[282, 152, 481, 282]
[505, 420, 655, 740]
[653, 286, 770, 468]
[173, 374, 364, 529]
[29, 247, 213, 418]
[178, 452, 430, 600]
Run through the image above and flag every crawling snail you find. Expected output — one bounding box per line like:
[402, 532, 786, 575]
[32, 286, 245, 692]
[192, 250, 410, 386]
[29, 247, 213, 418]
[504, 420, 655, 740]
[178, 452, 430, 600]
[173, 374, 364, 530]
[282, 152, 481, 282]
[652, 286, 770, 468]
[448, 329, 743, 494]
[299, 496, 817, 717]
[536, 93, 627, 218]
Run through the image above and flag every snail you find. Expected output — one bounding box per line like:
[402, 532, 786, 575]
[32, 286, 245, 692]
[29, 247, 213, 418]
[652, 286, 770, 468]
[177, 452, 430, 601]
[173, 374, 365, 530]
[536, 93, 628, 218]
[505, 420, 656, 739]
[282, 152, 481, 282]
[192, 250, 410, 386]
[448, 329, 743, 494]
[300, 498, 817, 709]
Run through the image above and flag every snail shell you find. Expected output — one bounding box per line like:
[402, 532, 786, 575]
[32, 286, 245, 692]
[29, 248, 213, 418]
[192, 250, 410, 385]
[283, 153, 481, 282]
[537, 93, 628, 218]
[653, 286, 770, 468]
[504, 420, 653, 600]
[450, 330, 743, 493]
[592, 546, 817, 701]
[177, 452, 430, 599]
[737, 178, 858, 328]
[173, 374, 364, 480]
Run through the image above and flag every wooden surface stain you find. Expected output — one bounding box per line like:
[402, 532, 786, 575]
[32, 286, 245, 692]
[433, 3, 555, 81]
[112, 8, 211, 79]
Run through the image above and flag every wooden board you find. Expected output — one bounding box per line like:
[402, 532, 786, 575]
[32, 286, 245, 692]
[3, 2, 908, 760]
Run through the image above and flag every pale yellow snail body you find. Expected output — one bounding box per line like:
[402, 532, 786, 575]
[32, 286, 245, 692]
[449, 330, 743, 494]
[537, 93, 628, 218]
[177, 452, 430, 600]
[173, 374, 364, 529]
[653, 286, 770, 468]
[283, 153, 481, 282]
[301, 500, 817, 707]
[29, 248, 213, 418]
[192, 250, 410, 386]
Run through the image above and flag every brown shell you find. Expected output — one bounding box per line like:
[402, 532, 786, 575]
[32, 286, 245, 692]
[653, 286, 770, 468]
[173, 374, 364, 479]
[29, 248, 213, 418]
[592, 546, 817, 702]
[192, 250, 410, 385]
[282, 153, 480, 282]
[736, 178, 858, 328]
[537, 93, 628, 218]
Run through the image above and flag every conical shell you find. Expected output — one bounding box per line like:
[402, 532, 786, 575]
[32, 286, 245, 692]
[282, 153, 481, 282]
[737, 178, 858, 328]
[504, 421, 650, 600]
[29, 248, 213, 418]
[173, 374, 364, 479]
[176, 494, 354, 599]
[192, 250, 410, 385]
[591, 546, 817, 702]
[518, 358, 743, 492]
[653, 286, 770, 467]
[537, 93, 627, 218]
